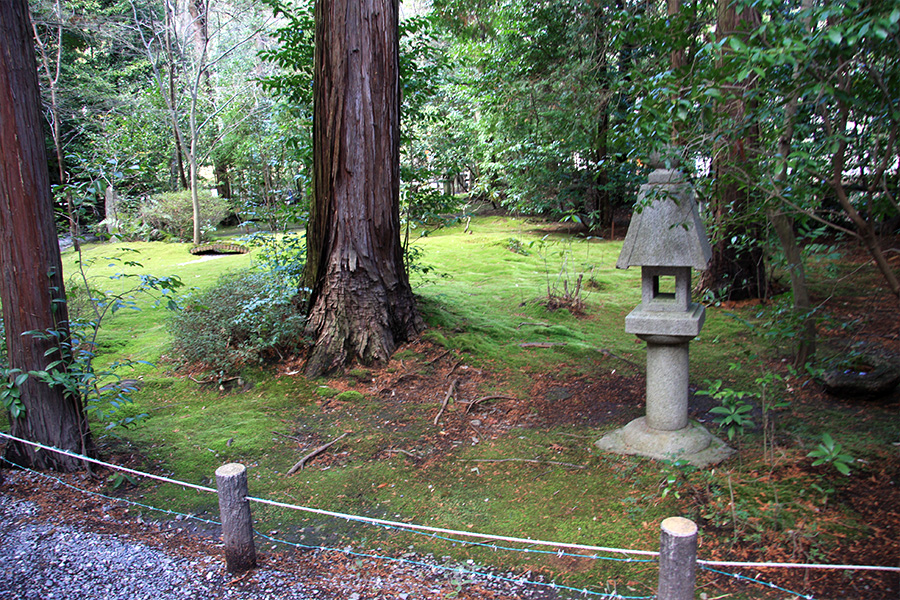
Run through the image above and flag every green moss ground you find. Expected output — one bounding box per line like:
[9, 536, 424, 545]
[5, 217, 894, 599]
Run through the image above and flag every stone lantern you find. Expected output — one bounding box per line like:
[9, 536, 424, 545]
[596, 156, 733, 467]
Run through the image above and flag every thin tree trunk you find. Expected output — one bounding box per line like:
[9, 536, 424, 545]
[589, 5, 612, 232]
[165, 0, 189, 190]
[0, 0, 94, 471]
[667, 0, 686, 72]
[767, 0, 816, 366]
[831, 81, 900, 302]
[31, 1, 79, 248]
[697, 1, 766, 301]
[304, 0, 423, 377]
[188, 0, 231, 200]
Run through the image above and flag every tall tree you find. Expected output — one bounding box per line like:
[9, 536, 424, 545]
[0, 0, 93, 471]
[304, 0, 423, 377]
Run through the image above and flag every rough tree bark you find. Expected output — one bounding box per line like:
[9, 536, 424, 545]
[0, 0, 94, 471]
[697, 1, 766, 301]
[303, 0, 423, 377]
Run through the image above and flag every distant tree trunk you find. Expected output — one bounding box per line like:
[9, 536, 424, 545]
[303, 0, 423, 377]
[697, 1, 766, 301]
[30, 0, 79, 247]
[188, 0, 231, 201]
[588, 4, 612, 233]
[105, 183, 120, 235]
[0, 0, 94, 471]
[768, 0, 816, 366]
[667, 0, 686, 72]
[164, 0, 189, 191]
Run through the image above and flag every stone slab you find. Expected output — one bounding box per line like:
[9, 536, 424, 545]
[595, 417, 734, 468]
[624, 303, 706, 338]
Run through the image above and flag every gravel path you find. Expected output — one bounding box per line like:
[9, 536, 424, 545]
[0, 470, 558, 600]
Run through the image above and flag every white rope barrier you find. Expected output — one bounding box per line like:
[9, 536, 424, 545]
[3, 431, 900, 573]
[246, 494, 659, 557]
[698, 559, 900, 572]
[0, 431, 217, 494]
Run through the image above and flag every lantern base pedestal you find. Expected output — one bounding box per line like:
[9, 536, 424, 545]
[595, 417, 733, 468]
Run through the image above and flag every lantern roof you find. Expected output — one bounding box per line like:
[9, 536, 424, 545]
[616, 169, 712, 271]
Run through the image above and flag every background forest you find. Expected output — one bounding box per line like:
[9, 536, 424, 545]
[31, 0, 900, 324]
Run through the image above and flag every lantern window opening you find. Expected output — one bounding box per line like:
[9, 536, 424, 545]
[641, 266, 691, 313]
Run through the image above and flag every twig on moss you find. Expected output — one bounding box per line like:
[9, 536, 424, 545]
[596, 348, 642, 371]
[286, 432, 350, 475]
[447, 359, 463, 378]
[272, 431, 303, 445]
[384, 448, 420, 459]
[433, 378, 459, 425]
[462, 395, 517, 414]
[426, 349, 451, 365]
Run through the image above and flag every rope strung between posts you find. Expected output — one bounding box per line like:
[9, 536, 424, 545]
[251, 529, 655, 600]
[0, 431, 656, 559]
[0, 455, 223, 528]
[0, 431, 217, 494]
[700, 565, 815, 600]
[3, 431, 900, 575]
[246, 495, 659, 558]
[0, 460, 654, 600]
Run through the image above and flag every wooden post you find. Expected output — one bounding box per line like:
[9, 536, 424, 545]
[215, 462, 257, 572]
[658, 516, 698, 600]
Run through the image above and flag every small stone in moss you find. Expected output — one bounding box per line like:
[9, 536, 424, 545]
[347, 369, 372, 382]
[315, 386, 340, 398]
[336, 390, 365, 402]
[392, 349, 420, 361]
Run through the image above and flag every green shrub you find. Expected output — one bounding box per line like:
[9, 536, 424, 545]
[140, 190, 229, 241]
[168, 269, 306, 375]
[335, 390, 365, 402]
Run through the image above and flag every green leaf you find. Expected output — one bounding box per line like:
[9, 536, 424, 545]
[834, 461, 851, 476]
[727, 36, 746, 52]
[827, 29, 843, 45]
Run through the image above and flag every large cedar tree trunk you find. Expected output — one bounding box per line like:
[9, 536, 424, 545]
[697, 1, 766, 301]
[303, 0, 423, 377]
[0, 0, 93, 471]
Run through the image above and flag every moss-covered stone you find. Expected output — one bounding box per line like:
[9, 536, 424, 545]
[335, 390, 365, 402]
[347, 368, 372, 382]
[315, 386, 340, 398]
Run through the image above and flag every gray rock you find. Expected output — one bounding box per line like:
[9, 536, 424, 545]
[820, 364, 900, 399]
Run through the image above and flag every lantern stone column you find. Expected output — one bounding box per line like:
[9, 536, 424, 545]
[596, 157, 733, 467]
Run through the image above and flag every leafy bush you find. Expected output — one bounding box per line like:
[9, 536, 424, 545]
[2, 249, 182, 430]
[808, 433, 854, 476]
[168, 269, 306, 375]
[240, 232, 307, 288]
[140, 190, 229, 241]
